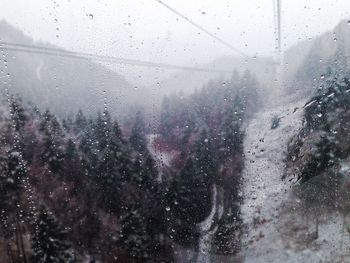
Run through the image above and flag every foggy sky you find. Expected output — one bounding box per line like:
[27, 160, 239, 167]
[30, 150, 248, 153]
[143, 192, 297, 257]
[0, 0, 349, 82]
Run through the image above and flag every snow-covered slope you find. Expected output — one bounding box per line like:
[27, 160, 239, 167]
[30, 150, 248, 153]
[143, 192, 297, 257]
[241, 98, 304, 262]
[241, 79, 350, 262]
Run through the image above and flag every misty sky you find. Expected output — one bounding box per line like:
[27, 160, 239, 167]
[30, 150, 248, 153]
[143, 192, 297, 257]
[0, 0, 350, 83]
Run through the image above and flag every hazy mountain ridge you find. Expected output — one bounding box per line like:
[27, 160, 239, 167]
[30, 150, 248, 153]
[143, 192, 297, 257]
[0, 20, 137, 118]
[152, 55, 276, 97]
[284, 19, 350, 95]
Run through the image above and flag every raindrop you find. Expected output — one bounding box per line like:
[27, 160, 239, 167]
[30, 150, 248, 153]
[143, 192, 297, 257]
[320, 74, 325, 79]
[87, 13, 94, 20]
[333, 37, 338, 42]
[165, 206, 170, 211]
[348, 20, 350, 25]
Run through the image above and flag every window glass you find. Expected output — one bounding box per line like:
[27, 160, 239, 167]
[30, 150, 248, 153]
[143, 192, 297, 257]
[0, 1, 350, 262]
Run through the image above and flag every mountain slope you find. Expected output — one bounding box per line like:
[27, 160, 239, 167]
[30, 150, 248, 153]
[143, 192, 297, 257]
[284, 19, 350, 95]
[0, 20, 136, 117]
[152, 55, 276, 97]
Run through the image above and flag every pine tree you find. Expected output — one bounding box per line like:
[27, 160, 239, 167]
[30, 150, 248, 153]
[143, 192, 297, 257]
[191, 130, 218, 183]
[9, 95, 27, 132]
[116, 187, 171, 263]
[117, 202, 153, 262]
[63, 139, 83, 185]
[0, 146, 27, 218]
[95, 117, 132, 214]
[129, 111, 147, 154]
[74, 109, 87, 134]
[221, 103, 244, 157]
[132, 154, 157, 190]
[159, 96, 175, 143]
[39, 110, 64, 173]
[31, 206, 74, 263]
[170, 158, 212, 224]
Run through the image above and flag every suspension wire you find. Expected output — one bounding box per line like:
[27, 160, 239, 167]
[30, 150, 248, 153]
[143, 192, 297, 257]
[276, 0, 282, 56]
[1, 42, 233, 74]
[154, 0, 249, 57]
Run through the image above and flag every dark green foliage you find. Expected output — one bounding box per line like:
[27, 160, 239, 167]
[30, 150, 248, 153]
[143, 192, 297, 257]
[132, 154, 157, 190]
[39, 110, 64, 173]
[129, 111, 148, 154]
[31, 206, 74, 263]
[287, 74, 350, 182]
[170, 158, 212, 223]
[116, 197, 167, 262]
[220, 102, 245, 156]
[165, 131, 217, 246]
[9, 95, 27, 132]
[74, 110, 87, 134]
[0, 150, 22, 215]
[62, 139, 83, 185]
[158, 70, 258, 148]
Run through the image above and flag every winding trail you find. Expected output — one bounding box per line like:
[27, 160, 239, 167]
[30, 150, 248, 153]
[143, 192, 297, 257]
[196, 184, 218, 263]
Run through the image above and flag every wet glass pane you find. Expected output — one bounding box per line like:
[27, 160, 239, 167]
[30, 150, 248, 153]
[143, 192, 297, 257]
[0, 1, 350, 262]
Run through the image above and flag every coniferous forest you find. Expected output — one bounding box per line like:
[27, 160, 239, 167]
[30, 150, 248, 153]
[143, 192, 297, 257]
[2, 5, 350, 263]
[0, 70, 258, 262]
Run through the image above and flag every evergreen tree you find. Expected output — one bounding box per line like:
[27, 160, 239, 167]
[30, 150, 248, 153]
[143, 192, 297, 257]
[0, 146, 27, 217]
[191, 130, 218, 183]
[63, 139, 83, 185]
[39, 110, 64, 173]
[221, 102, 244, 157]
[159, 96, 175, 143]
[95, 118, 132, 214]
[9, 95, 27, 132]
[74, 109, 87, 134]
[31, 206, 74, 263]
[129, 111, 147, 154]
[117, 201, 153, 262]
[62, 116, 73, 133]
[169, 158, 212, 224]
[132, 154, 157, 190]
[116, 187, 171, 263]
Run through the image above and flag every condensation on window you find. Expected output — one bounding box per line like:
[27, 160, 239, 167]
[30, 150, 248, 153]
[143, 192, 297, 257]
[0, 1, 350, 262]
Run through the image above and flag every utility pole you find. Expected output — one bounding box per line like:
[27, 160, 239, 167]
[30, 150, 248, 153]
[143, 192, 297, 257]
[273, 0, 282, 65]
[267, 0, 283, 108]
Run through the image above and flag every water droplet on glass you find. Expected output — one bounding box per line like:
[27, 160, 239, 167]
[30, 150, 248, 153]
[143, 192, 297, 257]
[87, 14, 94, 20]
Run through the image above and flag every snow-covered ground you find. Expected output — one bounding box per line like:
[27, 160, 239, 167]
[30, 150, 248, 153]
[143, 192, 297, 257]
[147, 84, 350, 262]
[241, 83, 350, 262]
[241, 99, 305, 262]
[197, 184, 218, 263]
